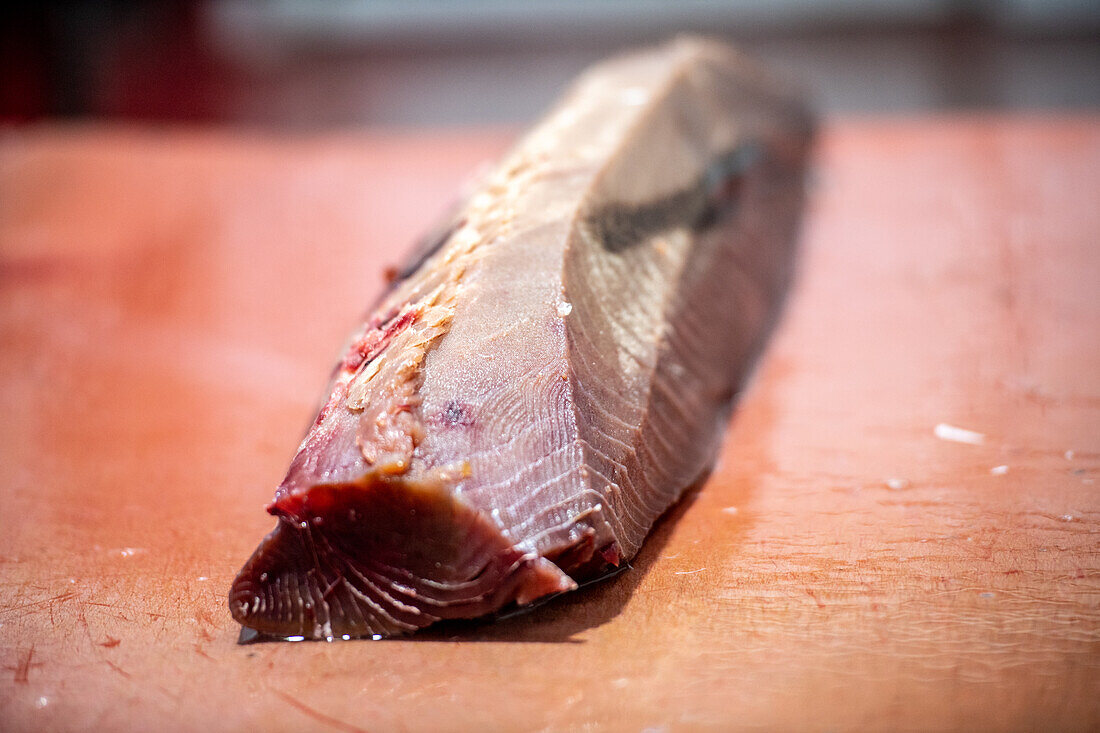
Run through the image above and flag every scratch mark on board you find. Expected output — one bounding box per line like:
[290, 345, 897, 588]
[0, 590, 78, 618]
[13, 645, 35, 684]
[272, 689, 372, 733]
[104, 659, 132, 679]
[805, 588, 826, 609]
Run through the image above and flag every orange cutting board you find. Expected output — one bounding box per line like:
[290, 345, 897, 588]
[1, 118, 1098, 731]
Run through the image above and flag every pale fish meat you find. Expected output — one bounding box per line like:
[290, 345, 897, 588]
[229, 37, 814, 639]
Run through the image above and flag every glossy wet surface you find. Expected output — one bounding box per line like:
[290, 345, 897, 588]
[1, 118, 1098, 731]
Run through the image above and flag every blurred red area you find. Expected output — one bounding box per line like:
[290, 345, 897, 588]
[1, 6, 50, 121]
[1, 2, 234, 123]
[2, 1, 1097, 126]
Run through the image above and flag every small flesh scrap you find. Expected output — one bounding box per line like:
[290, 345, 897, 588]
[229, 37, 814, 639]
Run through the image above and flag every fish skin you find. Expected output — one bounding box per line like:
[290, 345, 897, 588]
[229, 37, 814, 639]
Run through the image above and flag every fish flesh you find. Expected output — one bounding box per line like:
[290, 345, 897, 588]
[229, 37, 813, 639]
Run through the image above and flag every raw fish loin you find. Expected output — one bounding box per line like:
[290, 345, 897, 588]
[229, 38, 813, 639]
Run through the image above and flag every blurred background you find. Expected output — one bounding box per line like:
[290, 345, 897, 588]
[2, 0, 1098, 127]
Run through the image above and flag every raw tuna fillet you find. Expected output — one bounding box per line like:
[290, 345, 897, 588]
[229, 37, 814, 639]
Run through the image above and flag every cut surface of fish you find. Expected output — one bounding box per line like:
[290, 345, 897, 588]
[229, 36, 814, 640]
